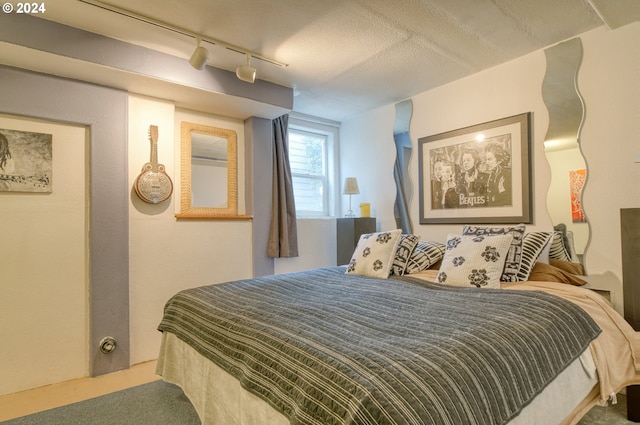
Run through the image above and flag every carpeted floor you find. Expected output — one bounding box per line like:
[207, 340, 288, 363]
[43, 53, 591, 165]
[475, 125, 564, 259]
[0, 381, 633, 425]
[578, 393, 634, 425]
[0, 381, 199, 425]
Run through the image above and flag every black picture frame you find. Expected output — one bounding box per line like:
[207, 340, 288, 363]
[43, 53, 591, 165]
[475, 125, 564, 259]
[418, 112, 532, 224]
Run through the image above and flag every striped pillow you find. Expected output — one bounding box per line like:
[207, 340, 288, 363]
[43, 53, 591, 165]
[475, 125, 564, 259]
[404, 240, 446, 274]
[549, 231, 572, 262]
[517, 232, 553, 281]
[390, 234, 420, 276]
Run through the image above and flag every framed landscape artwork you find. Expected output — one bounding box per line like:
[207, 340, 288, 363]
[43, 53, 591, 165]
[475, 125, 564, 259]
[418, 112, 532, 224]
[0, 127, 52, 192]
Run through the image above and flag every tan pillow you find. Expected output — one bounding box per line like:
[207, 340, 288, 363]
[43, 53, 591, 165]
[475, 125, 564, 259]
[527, 262, 587, 286]
[549, 258, 586, 276]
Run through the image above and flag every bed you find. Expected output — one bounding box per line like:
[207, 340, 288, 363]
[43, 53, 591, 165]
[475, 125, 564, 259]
[157, 228, 640, 425]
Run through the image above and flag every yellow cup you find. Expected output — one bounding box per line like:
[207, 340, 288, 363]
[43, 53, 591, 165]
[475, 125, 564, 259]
[359, 203, 371, 217]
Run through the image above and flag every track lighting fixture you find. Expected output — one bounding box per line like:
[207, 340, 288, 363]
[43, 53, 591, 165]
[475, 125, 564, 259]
[236, 54, 257, 83]
[78, 1, 288, 77]
[189, 38, 210, 70]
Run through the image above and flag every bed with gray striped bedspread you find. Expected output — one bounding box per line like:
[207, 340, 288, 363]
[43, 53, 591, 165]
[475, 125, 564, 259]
[158, 266, 600, 425]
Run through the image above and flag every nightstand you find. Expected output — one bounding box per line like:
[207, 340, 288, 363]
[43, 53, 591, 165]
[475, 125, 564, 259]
[581, 276, 614, 305]
[336, 217, 376, 266]
[621, 208, 640, 422]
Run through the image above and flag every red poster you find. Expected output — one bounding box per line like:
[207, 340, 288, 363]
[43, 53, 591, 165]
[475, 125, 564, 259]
[569, 169, 586, 223]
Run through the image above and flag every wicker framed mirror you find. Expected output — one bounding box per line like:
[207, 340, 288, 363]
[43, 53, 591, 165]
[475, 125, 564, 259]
[176, 121, 246, 219]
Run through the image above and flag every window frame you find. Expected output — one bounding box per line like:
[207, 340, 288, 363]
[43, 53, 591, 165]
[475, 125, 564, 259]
[288, 113, 339, 218]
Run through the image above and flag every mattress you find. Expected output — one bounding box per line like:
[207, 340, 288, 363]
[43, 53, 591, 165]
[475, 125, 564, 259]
[157, 331, 598, 425]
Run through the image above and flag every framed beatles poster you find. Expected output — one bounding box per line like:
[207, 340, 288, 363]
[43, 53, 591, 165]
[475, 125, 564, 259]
[418, 112, 532, 224]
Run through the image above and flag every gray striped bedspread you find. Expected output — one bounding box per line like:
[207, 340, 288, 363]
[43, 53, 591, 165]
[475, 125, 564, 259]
[158, 266, 601, 425]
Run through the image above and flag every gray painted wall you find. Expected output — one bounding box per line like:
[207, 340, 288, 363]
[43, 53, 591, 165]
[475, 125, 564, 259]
[245, 117, 275, 277]
[0, 65, 130, 377]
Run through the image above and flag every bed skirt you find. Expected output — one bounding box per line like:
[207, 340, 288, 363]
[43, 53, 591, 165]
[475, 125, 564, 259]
[157, 332, 599, 425]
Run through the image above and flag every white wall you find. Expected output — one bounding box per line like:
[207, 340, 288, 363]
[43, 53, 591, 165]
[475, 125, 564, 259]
[0, 115, 88, 395]
[128, 95, 253, 364]
[578, 23, 640, 308]
[274, 218, 337, 274]
[340, 23, 640, 313]
[340, 106, 398, 232]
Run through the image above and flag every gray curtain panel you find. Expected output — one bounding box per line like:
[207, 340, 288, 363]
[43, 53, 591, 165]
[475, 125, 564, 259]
[268, 114, 299, 258]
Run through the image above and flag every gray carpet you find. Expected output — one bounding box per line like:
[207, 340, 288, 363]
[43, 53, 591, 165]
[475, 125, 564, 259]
[0, 381, 199, 425]
[0, 381, 633, 425]
[578, 394, 634, 425]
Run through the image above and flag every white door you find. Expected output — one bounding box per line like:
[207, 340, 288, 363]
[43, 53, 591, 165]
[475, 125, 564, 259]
[0, 114, 88, 396]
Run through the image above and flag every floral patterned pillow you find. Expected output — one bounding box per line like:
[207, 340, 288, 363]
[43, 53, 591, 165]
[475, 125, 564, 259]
[436, 233, 514, 289]
[346, 229, 402, 279]
[462, 224, 526, 282]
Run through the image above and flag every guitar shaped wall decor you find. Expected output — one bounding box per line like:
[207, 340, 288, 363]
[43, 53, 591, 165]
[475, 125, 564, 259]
[134, 125, 173, 204]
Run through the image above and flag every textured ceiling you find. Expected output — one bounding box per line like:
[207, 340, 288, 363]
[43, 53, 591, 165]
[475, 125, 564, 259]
[39, 0, 640, 121]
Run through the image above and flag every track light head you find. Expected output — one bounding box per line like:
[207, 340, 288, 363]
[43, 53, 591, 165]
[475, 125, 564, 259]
[236, 54, 256, 83]
[189, 38, 210, 70]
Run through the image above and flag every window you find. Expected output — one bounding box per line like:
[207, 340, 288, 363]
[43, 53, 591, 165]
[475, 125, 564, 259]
[287, 115, 338, 217]
[289, 129, 327, 215]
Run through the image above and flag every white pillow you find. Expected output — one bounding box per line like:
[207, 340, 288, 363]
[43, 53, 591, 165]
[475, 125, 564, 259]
[436, 233, 513, 289]
[462, 224, 525, 282]
[346, 229, 402, 279]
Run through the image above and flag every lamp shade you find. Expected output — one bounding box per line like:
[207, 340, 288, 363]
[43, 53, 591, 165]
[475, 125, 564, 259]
[342, 177, 360, 195]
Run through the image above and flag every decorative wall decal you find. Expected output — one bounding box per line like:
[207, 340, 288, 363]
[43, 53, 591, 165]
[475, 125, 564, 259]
[134, 125, 173, 204]
[0, 128, 52, 192]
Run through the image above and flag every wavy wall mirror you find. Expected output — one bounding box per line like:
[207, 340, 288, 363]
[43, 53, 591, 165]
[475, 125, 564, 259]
[176, 121, 243, 219]
[542, 37, 589, 262]
[393, 100, 414, 233]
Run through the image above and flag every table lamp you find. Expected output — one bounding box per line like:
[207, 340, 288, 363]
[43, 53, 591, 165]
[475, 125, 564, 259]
[342, 177, 360, 217]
